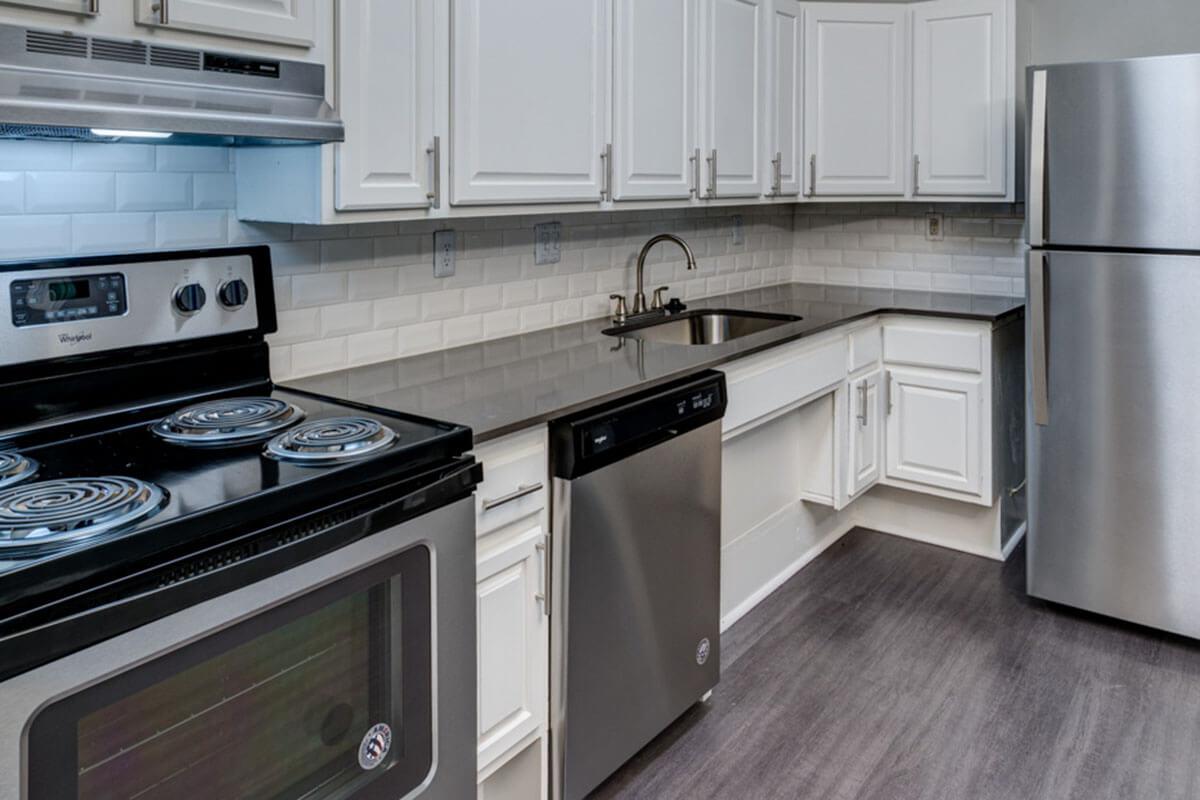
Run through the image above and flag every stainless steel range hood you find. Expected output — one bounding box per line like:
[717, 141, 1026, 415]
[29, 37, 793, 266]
[0, 24, 343, 145]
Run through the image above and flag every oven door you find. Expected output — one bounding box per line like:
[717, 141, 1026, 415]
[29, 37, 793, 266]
[0, 486, 477, 800]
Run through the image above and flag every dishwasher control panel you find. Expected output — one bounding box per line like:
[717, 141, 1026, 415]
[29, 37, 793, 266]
[552, 371, 727, 479]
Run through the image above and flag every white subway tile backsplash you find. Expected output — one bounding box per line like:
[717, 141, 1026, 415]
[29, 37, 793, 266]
[72, 143, 155, 172]
[291, 337, 348, 376]
[116, 172, 193, 212]
[155, 209, 227, 248]
[421, 288, 465, 321]
[193, 173, 236, 209]
[373, 295, 421, 329]
[72, 212, 155, 253]
[464, 284, 503, 313]
[320, 301, 374, 337]
[0, 214, 71, 257]
[347, 330, 399, 366]
[270, 308, 321, 346]
[292, 272, 348, 308]
[156, 146, 229, 173]
[0, 142, 70, 171]
[27, 172, 114, 213]
[444, 314, 484, 345]
[321, 237, 372, 272]
[0, 173, 22, 213]
[932, 273, 972, 293]
[397, 321, 444, 355]
[348, 267, 399, 300]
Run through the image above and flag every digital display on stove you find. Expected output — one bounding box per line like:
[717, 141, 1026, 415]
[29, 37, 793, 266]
[10, 273, 127, 328]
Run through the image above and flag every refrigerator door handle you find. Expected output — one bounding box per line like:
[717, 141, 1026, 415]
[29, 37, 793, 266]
[1030, 252, 1049, 425]
[1029, 69, 1049, 247]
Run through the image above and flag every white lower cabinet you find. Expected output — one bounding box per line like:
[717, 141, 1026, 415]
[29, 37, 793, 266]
[847, 368, 883, 498]
[476, 525, 548, 772]
[478, 734, 547, 800]
[883, 367, 985, 501]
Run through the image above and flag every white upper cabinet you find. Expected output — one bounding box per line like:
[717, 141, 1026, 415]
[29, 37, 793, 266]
[335, 0, 437, 211]
[700, 0, 766, 199]
[0, 0, 96, 15]
[767, 0, 803, 197]
[912, 0, 1009, 197]
[611, 0, 697, 201]
[451, 0, 609, 206]
[134, 0, 316, 48]
[803, 3, 907, 196]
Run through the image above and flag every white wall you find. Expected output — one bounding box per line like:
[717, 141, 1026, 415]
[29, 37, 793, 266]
[1026, 0, 1200, 64]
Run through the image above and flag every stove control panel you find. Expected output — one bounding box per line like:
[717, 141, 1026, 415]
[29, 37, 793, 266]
[10, 273, 127, 328]
[2, 250, 261, 367]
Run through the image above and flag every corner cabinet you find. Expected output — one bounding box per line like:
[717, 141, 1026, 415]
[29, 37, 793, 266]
[134, 0, 317, 48]
[450, 0, 609, 206]
[803, 2, 908, 197]
[334, 0, 438, 211]
[912, 0, 1011, 197]
[700, 0, 767, 199]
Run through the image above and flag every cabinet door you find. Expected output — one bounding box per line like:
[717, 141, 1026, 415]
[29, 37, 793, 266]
[451, 0, 608, 205]
[768, 0, 803, 197]
[885, 368, 983, 497]
[335, 0, 436, 211]
[611, 0, 696, 201]
[0, 0, 96, 15]
[476, 526, 548, 773]
[912, 0, 1008, 196]
[848, 369, 883, 497]
[701, 0, 766, 198]
[803, 3, 907, 196]
[135, 0, 315, 47]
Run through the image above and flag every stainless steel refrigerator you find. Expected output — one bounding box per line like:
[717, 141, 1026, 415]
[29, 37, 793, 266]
[1026, 53, 1200, 637]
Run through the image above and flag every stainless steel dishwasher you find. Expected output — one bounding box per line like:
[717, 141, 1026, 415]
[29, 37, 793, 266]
[549, 370, 726, 800]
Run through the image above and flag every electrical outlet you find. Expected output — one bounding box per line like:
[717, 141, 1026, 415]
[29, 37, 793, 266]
[433, 229, 456, 278]
[925, 212, 945, 242]
[732, 215, 745, 246]
[535, 222, 561, 265]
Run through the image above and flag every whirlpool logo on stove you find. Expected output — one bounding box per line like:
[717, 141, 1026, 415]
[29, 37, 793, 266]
[58, 331, 93, 345]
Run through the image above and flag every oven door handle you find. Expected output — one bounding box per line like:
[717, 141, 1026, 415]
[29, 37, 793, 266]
[0, 458, 482, 681]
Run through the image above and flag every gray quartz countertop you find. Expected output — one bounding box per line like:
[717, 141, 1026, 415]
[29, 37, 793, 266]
[287, 283, 1024, 445]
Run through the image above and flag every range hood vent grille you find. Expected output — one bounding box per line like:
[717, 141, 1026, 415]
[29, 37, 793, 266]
[149, 45, 201, 72]
[90, 37, 148, 66]
[25, 30, 86, 59]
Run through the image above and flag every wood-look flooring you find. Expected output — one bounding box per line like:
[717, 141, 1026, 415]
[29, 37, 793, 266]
[591, 529, 1200, 800]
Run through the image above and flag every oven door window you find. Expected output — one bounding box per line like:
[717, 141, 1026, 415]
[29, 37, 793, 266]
[26, 545, 432, 800]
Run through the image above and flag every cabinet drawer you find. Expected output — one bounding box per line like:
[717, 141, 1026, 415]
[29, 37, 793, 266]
[473, 430, 548, 537]
[883, 324, 984, 373]
[722, 336, 848, 433]
[848, 325, 882, 373]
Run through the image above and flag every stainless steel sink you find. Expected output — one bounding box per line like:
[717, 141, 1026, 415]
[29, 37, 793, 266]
[603, 309, 802, 346]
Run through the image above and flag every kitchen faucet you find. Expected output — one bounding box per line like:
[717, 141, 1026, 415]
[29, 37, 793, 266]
[611, 234, 698, 322]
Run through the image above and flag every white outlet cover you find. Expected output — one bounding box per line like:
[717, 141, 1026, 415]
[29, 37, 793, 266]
[433, 229, 456, 278]
[535, 222, 561, 265]
[732, 215, 745, 246]
[925, 213, 945, 242]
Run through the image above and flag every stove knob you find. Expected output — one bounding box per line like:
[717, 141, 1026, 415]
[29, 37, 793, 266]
[173, 283, 207, 316]
[218, 279, 250, 310]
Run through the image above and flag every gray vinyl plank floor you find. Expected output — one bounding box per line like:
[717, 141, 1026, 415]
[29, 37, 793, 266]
[590, 528, 1200, 800]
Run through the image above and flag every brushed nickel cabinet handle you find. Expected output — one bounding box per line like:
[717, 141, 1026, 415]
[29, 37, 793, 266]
[913, 154, 920, 195]
[771, 151, 782, 195]
[600, 143, 613, 201]
[481, 482, 543, 511]
[535, 539, 548, 616]
[1030, 253, 1049, 425]
[808, 154, 816, 196]
[857, 381, 868, 426]
[689, 147, 701, 198]
[87, 0, 99, 14]
[151, 0, 168, 24]
[706, 148, 718, 198]
[426, 136, 441, 209]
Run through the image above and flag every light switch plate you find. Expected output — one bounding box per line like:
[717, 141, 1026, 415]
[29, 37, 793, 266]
[535, 222, 561, 265]
[433, 229, 456, 278]
[732, 215, 745, 246]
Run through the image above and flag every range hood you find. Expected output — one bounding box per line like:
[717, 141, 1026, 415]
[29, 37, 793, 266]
[0, 24, 343, 145]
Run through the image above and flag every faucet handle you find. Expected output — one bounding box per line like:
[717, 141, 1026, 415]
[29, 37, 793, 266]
[609, 294, 628, 323]
[651, 286, 670, 310]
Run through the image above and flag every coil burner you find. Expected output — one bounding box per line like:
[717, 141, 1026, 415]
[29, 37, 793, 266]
[152, 397, 305, 447]
[265, 417, 398, 465]
[0, 477, 168, 557]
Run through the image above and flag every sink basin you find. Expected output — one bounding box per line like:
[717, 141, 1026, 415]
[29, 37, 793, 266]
[603, 309, 802, 346]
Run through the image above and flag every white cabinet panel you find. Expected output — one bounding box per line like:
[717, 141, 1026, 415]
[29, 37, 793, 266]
[768, 0, 803, 196]
[612, 0, 696, 201]
[803, 3, 907, 196]
[0, 0, 95, 15]
[885, 367, 982, 497]
[451, 0, 608, 205]
[476, 526, 548, 772]
[912, 0, 1008, 196]
[335, 0, 436, 211]
[701, 0, 766, 198]
[135, 0, 316, 47]
[848, 369, 883, 497]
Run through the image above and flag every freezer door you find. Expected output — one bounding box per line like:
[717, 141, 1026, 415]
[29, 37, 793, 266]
[1027, 250, 1200, 637]
[1028, 54, 1200, 250]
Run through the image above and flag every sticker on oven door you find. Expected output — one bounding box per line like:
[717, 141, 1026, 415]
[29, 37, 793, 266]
[358, 723, 392, 770]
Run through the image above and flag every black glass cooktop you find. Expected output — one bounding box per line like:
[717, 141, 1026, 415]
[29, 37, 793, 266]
[0, 386, 472, 600]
